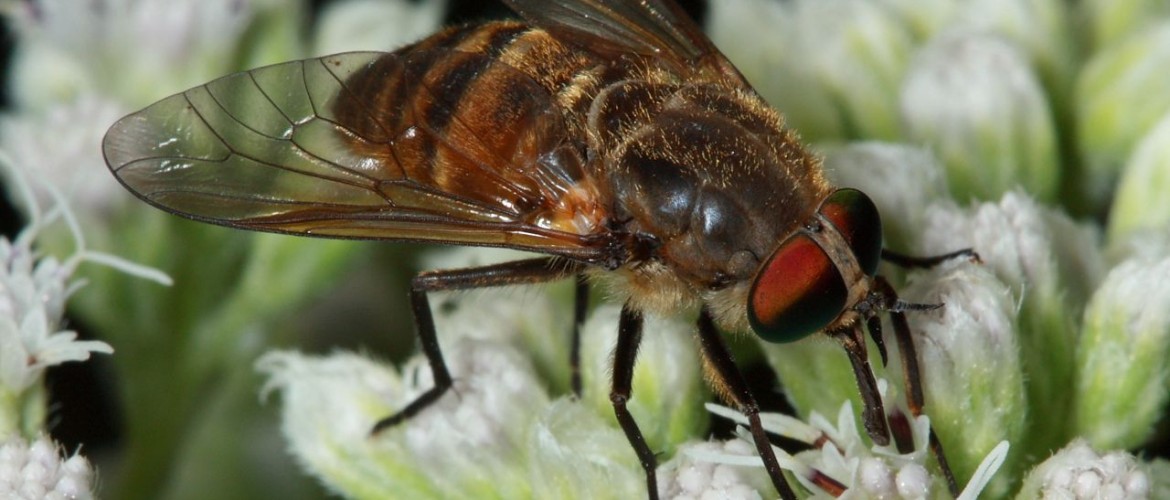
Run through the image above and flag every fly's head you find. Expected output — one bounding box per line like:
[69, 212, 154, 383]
[747, 188, 885, 343]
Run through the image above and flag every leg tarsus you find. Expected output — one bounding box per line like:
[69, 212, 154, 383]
[930, 429, 960, 496]
[369, 258, 580, 435]
[371, 287, 453, 434]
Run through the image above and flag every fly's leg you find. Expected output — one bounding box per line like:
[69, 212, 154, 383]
[570, 274, 589, 397]
[610, 305, 663, 499]
[370, 257, 581, 434]
[874, 248, 977, 496]
[828, 323, 892, 447]
[696, 308, 801, 500]
[873, 275, 960, 496]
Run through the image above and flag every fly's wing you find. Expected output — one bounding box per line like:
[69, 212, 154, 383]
[103, 49, 610, 263]
[501, 0, 747, 83]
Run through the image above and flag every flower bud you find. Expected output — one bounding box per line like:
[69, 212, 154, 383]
[0, 435, 95, 500]
[821, 142, 951, 250]
[902, 261, 1025, 496]
[1082, 0, 1170, 50]
[658, 439, 772, 499]
[1107, 111, 1170, 242]
[916, 192, 1102, 456]
[901, 32, 1059, 203]
[707, 0, 912, 141]
[421, 247, 575, 393]
[527, 399, 646, 498]
[256, 340, 548, 498]
[1074, 255, 1170, 449]
[313, 0, 447, 55]
[1076, 22, 1170, 213]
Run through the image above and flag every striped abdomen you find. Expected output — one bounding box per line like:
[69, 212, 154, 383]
[333, 22, 622, 233]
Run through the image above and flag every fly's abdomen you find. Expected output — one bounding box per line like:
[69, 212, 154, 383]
[332, 22, 606, 223]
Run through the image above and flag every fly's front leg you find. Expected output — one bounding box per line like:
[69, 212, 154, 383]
[370, 257, 581, 435]
[696, 308, 800, 500]
[872, 275, 960, 496]
[878, 247, 976, 496]
[828, 322, 891, 447]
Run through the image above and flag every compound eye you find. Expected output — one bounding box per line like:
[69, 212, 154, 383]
[748, 233, 847, 343]
[819, 188, 883, 276]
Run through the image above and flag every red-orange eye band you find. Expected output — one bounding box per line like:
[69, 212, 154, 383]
[748, 232, 847, 343]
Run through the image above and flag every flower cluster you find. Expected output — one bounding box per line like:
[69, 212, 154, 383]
[256, 248, 709, 499]
[690, 388, 1010, 500]
[3, 0, 1170, 498]
[0, 159, 169, 498]
[0, 435, 94, 500]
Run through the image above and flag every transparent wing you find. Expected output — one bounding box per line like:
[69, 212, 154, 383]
[103, 51, 610, 261]
[501, 0, 745, 82]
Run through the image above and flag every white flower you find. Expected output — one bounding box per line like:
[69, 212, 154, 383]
[0, 435, 94, 500]
[313, 0, 448, 55]
[0, 214, 112, 395]
[4, 0, 294, 109]
[0, 93, 125, 214]
[0, 156, 168, 427]
[658, 439, 771, 500]
[1017, 440, 1149, 499]
[702, 386, 1009, 499]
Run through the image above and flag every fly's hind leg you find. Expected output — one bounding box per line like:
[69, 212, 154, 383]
[370, 257, 581, 434]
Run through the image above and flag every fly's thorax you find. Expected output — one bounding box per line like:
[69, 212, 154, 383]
[589, 78, 831, 288]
